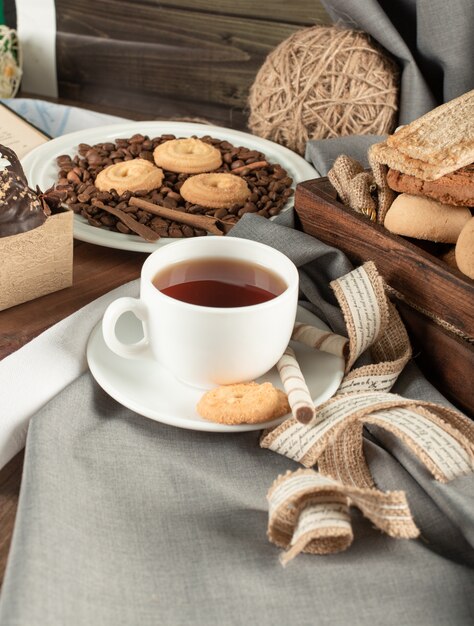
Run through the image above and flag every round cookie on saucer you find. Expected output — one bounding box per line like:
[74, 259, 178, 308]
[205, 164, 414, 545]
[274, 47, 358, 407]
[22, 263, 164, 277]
[197, 382, 290, 425]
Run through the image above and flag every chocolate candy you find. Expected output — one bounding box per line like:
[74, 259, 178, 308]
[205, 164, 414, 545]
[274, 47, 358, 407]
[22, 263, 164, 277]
[0, 144, 48, 237]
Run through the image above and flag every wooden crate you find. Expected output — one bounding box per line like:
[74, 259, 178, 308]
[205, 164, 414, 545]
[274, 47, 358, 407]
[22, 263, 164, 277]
[295, 177, 474, 417]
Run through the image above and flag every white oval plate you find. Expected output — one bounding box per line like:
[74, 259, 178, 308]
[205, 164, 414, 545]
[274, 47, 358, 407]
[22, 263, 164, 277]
[21, 121, 317, 253]
[87, 306, 344, 433]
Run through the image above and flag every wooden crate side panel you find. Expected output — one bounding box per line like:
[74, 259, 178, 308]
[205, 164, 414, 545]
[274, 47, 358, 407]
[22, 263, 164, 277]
[396, 303, 474, 418]
[295, 180, 474, 336]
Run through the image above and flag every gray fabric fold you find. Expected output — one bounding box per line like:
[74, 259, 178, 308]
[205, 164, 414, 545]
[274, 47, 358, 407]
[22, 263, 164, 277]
[1, 373, 473, 626]
[1, 211, 473, 626]
[320, 0, 474, 124]
[305, 135, 386, 176]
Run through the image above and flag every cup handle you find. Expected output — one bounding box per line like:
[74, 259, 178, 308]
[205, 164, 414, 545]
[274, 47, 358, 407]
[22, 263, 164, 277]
[102, 297, 150, 359]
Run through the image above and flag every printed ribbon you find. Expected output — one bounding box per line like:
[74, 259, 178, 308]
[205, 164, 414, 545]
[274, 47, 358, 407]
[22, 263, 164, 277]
[267, 469, 419, 565]
[265, 261, 474, 561]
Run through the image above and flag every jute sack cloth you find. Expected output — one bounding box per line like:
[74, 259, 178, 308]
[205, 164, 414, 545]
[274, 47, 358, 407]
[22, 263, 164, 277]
[0, 208, 473, 626]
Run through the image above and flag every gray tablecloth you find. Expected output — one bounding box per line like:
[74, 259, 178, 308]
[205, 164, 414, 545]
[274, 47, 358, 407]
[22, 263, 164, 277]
[0, 212, 473, 626]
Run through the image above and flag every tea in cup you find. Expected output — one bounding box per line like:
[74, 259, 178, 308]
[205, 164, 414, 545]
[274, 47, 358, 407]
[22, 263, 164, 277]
[102, 236, 299, 388]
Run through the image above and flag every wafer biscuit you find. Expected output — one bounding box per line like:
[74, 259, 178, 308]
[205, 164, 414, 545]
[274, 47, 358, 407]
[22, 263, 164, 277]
[370, 90, 474, 181]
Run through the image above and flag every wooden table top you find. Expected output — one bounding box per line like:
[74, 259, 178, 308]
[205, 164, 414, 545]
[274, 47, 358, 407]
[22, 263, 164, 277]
[0, 239, 148, 587]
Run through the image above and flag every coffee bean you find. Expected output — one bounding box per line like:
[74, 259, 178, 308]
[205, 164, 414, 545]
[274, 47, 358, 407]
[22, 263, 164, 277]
[66, 170, 81, 185]
[82, 185, 96, 196]
[182, 225, 195, 237]
[85, 150, 102, 165]
[273, 167, 286, 180]
[214, 208, 228, 219]
[166, 191, 181, 202]
[54, 132, 293, 239]
[100, 215, 116, 227]
[116, 222, 131, 234]
[169, 225, 184, 238]
[162, 196, 178, 209]
[86, 216, 103, 228]
[139, 151, 154, 162]
[96, 191, 112, 202]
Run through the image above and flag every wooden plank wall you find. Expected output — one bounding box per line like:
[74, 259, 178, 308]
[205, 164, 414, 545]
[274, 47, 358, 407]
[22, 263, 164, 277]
[55, 0, 331, 129]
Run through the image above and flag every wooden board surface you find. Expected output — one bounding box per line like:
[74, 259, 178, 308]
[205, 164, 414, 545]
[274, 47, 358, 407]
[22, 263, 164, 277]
[54, 0, 330, 128]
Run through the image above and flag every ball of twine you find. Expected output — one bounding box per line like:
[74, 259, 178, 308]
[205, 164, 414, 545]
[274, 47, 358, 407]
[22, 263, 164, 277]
[248, 26, 399, 155]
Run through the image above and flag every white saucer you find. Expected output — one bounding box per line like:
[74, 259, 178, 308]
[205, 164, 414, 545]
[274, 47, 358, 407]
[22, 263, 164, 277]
[86, 306, 344, 432]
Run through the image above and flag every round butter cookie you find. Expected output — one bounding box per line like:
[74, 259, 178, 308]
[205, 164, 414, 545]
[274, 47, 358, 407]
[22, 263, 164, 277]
[383, 193, 471, 243]
[94, 158, 164, 195]
[197, 382, 290, 425]
[180, 173, 251, 209]
[455, 217, 474, 279]
[153, 138, 222, 174]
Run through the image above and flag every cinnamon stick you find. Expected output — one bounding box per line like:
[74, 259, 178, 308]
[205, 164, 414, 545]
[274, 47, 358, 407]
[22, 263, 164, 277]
[231, 160, 269, 174]
[129, 197, 232, 235]
[92, 199, 160, 242]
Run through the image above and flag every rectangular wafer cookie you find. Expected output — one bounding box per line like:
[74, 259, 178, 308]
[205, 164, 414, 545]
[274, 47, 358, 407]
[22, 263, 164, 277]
[371, 90, 474, 180]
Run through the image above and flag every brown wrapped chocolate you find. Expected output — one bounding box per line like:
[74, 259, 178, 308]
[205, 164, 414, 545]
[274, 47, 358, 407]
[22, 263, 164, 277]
[0, 144, 49, 237]
[0, 144, 74, 311]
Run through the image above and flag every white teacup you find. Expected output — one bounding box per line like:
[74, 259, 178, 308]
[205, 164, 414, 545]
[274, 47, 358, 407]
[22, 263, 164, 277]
[102, 236, 299, 388]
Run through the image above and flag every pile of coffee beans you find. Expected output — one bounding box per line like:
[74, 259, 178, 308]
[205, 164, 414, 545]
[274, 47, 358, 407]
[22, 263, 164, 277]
[52, 134, 294, 239]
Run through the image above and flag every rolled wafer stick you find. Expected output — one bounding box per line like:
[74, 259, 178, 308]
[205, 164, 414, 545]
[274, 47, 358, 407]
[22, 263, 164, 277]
[277, 346, 316, 425]
[291, 322, 349, 361]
